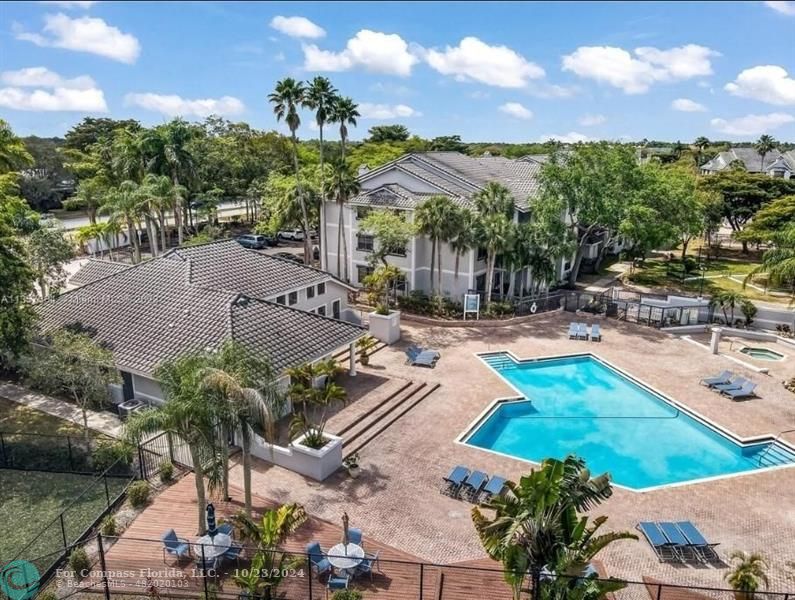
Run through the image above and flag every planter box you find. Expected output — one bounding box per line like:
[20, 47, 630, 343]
[250, 431, 342, 482]
[369, 310, 401, 344]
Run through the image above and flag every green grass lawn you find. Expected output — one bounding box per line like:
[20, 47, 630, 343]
[0, 469, 129, 568]
[0, 397, 88, 436]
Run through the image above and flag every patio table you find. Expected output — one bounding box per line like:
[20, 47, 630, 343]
[193, 533, 232, 559]
[327, 543, 364, 575]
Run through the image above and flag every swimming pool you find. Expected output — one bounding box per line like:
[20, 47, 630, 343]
[463, 352, 795, 490]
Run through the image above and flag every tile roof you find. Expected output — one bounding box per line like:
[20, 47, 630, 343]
[36, 243, 365, 377]
[69, 259, 133, 287]
[349, 184, 470, 210]
[702, 147, 794, 173]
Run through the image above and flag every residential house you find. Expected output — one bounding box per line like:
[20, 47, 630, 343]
[701, 147, 795, 178]
[38, 240, 364, 405]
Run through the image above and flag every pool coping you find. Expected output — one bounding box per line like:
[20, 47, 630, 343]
[454, 350, 795, 493]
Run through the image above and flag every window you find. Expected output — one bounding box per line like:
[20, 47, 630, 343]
[332, 299, 341, 320]
[476, 247, 487, 262]
[317, 305, 327, 316]
[288, 291, 298, 306]
[276, 295, 286, 305]
[317, 282, 326, 295]
[387, 244, 407, 257]
[306, 285, 315, 299]
[357, 265, 374, 283]
[356, 234, 374, 252]
[356, 206, 371, 220]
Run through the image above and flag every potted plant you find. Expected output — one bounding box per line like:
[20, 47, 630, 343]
[342, 452, 361, 478]
[356, 336, 377, 366]
[725, 551, 769, 600]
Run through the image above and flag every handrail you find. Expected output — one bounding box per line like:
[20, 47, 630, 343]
[758, 428, 795, 466]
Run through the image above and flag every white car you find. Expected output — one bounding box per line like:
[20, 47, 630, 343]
[278, 229, 305, 241]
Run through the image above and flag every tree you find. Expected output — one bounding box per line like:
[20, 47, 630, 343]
[474, 182, 516, 302]
[329, 159, 360, 281]
[0, 120, 35, 172]
[303, 77, 338, 269]
[100, 181, 143, 263]
[358, 209, 415, 267]
[415, 195, 459, 295]
[366, 124, 410, 143]
[693, 136, 710, 166]
[430, 135, 468, 153]
[287, 363, 346, 449]
[725, 551, 769, 599]
[25, 223, 74, 298]
[64, 117, 141, 153]
[754, 135, 776, 171]
[330, 97, 360, 164]
[65, 177, 107, 225]
[270, 78, 312, 264]
[709, 290, 746, 325]
[745, 224, 795, 301]
[472, 456, 634, 600]
[738, 195, 795, 244]
[449, 208, 476, 281]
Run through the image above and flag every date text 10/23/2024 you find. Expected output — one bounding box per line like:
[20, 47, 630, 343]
[53, 567, 307, 588]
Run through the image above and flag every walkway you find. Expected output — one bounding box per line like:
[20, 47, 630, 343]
[0, 380, 123, 437]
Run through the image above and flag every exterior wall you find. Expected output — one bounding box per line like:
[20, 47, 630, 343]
[269, 279, 349, 317]
[131, 373, 165, 405]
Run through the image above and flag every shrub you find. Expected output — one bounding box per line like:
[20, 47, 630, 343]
[159, 461, 174, 483]
[331, 591, 363, 600]
[740, 300, 757, 327]
[100, 515, 117, 537]
[127, 480, 150, 508]
[68, 548, 91, 580]
[92, 440, 133, 473]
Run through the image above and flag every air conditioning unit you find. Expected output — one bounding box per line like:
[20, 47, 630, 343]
[118, 399, 145, 420]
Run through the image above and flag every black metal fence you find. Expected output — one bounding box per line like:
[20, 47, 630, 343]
[33, 534, 794, 600]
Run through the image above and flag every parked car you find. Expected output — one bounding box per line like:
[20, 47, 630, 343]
[236, 234, 273, 249]
[278, 229, 305, 241]
[273, 251, 303, 264]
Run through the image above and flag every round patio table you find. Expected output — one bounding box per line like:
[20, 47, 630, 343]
[327, 543, 364, 575]
[193, 533, 231, 559]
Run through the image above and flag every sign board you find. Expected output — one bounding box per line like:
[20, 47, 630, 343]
[463, 293, 480, 320]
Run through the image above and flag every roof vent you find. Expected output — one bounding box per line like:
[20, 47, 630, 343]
[234, 295, 250, 307]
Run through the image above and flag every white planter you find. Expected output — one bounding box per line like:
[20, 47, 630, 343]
[369, 310, 401, 344]
[250, 431, 342, 482]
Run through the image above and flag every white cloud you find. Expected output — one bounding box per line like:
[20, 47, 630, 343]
[764, 1, 795, 15]
[725, 65, 795, 106]
[303, 30, 417, 76]
[562, 44, 718, 94]
[358, 103, 421, 119]
[710, 112, 794, 136]
[469, 90, 491, 100]
[424, 37, 544, 88]
[40, 1, 98, 8]
[269, 16, 325, 39]
[16, 13, 140, 64]
[498, 102, 533, 120]
[538, 132, 592, 143]
[671, 98, 707, 112]
[124, 93, 245, 117]
[578, 113, 606, 126]
[0, 66, 106, 112]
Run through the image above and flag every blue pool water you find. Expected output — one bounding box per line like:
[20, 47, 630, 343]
[465, 353, 795, 490]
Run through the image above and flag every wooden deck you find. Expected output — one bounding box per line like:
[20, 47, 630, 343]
[89, 474, 517, 600]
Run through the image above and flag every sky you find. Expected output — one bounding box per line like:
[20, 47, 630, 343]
[1, 1, 794, 143]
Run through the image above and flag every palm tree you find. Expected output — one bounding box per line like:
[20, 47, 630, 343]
[415, 195, 459, 295]
[329, 96, 360, 163]
[75, 224, 101, 257]
[98, 220, 121, 260]
[725, 551, 769, 599]
[449, 208, 475, 282]
[329, 159, 360, 282]
[745, 224, 795, 303]
[754, 135, 776, 172]
[303, 77, 338, 269]
[99, 181, 143, 263]
[709, 290, 746, 325]
[477, 213, 515, 304]
[111, 127, 146, 183]
[693, 136, 710, 166]
[474, 181, 515, 218]
[68, 178, 106, 225]
[0, 119, 33, 173]
[269, 78, 311, 264]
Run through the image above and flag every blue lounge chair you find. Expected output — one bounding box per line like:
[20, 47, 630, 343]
[478, 475, 507, 503]
[721, 381, 758, 400]
[161, 529, 191, 564]
[576, 323, 589, 340]
[590, 323, 601, 342]
[568, 322, 578, 339]
[700, 370, 733, 387]
[675, 521, 720, 563]
[712, 376, 748, 391]
[658, 522, 696, 562]
[347, 527, 363, 546]
[461, 471, 489, 502]
[441, 465, 469, 497]
[355, 550, 381, 581]
[306, 541, 332, 577]
[217, 523, 233, 537]
[327, 574, 349, 592]
[411, 351, 439, 368]
[637, 522, 678, 562]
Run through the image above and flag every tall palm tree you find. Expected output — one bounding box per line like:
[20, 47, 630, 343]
[709, 290, 746, 324]
[269, 78, 311, 264]
[693, 136, 710, 166]
[111, 127, 146, 183]
[745, 224, 795, 303]
[68, 178, 106, 225]
[474, 181, 515, 218]
[98, 220, 121, 260]
[415, 195, 458, 295]
[99, 181, 143, 263]
[449, 208, 475, 282]
[754, 134, 776, 172]
[329, 96, 359, 163]
[477, 213, 515, 304]
[329, 159, 360, 282]
[303, 77, 338, 269]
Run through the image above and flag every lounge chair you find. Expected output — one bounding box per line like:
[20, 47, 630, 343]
[217, 523, 233, 537]
[407, 348, 440, 368]
[699, 370, 733, 387]
[637, 522, 678, 562]
[161, 529, 191, 564]
[568, 322, 578, 339]
[347, 527, 363, 546]
[590, 323, 601, 342]
[461, 470, 489, 502]
[721, 381, 758, 400]
[478, 475, 507, 503]
[441, 465, 470, 497]
[355, 550, 381, 581]
[675, 521, 720, 563]
[306, 541, 332, 577]
[327, 574, 350, 592]
[658, 522, 697, 562]
[576, 323, 589, 340]
[712, 376, 749, 392]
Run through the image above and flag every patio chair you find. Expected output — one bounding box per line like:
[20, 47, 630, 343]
[408, 350, 440, 368]
[478, 475, 507, 503]
[637, 522, 678, 563]
[217, 522, 234, 537]
[568, 322, 578, 339]
[712, 376, 749, 392]
[355, 550, 381, 581]
[675, 521, 721, 563]
[194, 554, 220, 576]
[721, 381, 758, 400]
[222, 542, 244, 567]
[327, 574, 350, 593]
[306, 541, 332, 577]
[590, 323, 601, 342]
[441, 465, 470, 497]
[461, 470, 489, 503]
[576, 323, 589, 340]
[347, 527, 363, 546]
[699, 370, 733, 387]
[161, 528, 191, 564]
[658, 522, 697, 562]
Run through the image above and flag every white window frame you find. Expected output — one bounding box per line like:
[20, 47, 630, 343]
[331, 299, 341, 320]
[306, 285, 315, 299]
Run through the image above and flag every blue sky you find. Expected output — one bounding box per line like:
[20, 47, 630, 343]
[1, 1, 794, 143]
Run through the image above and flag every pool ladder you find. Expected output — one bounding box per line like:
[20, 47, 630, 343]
[757, 428, 795, 467]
